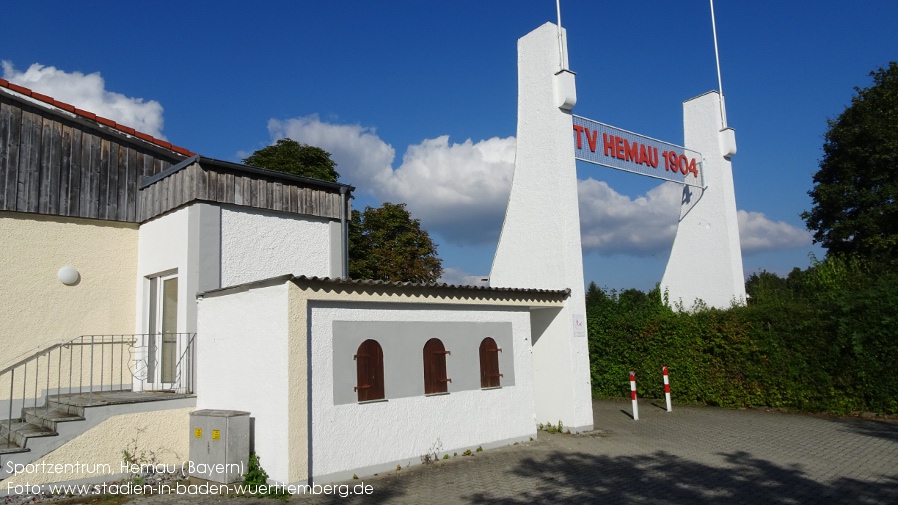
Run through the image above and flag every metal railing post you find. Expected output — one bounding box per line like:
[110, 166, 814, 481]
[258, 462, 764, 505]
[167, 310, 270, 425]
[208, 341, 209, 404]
[89, 336, 94, 402]
[119, 335, 124, 391]
[45, 349, 51, 412]
[7, 368, 14, 447]
[21, 362, 27, 417]
[54, 347, 61, 411]
[100, 336, 105, 393]
[188, 335, 193, 393]
[108, 336, 113, 392]
[68, 344, 73, 402]
[79, 336, 84, 395]
[33, 354, 39, 410]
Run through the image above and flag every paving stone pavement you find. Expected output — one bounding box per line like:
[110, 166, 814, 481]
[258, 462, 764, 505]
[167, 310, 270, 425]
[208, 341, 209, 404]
[122, 399, 898, 505]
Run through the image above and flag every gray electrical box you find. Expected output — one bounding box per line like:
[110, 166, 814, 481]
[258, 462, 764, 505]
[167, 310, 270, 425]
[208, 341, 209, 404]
[189, 409, 250, 484]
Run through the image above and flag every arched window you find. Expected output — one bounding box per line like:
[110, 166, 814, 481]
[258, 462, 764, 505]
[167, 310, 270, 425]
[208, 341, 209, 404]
[355, 339, 384, 402]
[423, 338, 451, 394]
[479, 337, 502, 388]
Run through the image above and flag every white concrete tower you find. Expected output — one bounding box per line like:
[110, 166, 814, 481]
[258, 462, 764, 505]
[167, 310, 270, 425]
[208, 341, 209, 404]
[490, 22, 593, 432]
[661, 91, 745, 309]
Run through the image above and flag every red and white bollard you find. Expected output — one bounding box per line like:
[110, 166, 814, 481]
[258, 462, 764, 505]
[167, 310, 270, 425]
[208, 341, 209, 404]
[629, 370, 639, 420]
[663, 366, 672, 412]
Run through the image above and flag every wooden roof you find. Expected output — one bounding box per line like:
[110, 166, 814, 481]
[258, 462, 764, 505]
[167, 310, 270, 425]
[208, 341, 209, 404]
[139, 156, 352, 222]
[0, 78, 194, 156]
[0, 81, 351, 224]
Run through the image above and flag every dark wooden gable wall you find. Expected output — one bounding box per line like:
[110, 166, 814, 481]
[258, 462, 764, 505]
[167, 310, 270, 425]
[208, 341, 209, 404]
[138, 160, 348, 223]
[0, 93, 184, 222]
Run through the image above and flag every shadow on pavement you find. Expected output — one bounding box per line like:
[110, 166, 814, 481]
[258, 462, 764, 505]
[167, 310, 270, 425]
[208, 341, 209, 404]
[465, 449, 898, 505]
[823, 417, 898, 443]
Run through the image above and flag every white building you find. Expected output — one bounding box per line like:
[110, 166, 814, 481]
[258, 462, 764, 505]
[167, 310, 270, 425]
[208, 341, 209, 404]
[198, 275, 569, 484]
[0, 57, 594, 487]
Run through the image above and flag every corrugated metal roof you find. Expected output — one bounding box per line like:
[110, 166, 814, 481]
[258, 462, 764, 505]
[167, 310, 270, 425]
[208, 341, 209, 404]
[199, 274, 570, 299]
[290, 275, 571, 297]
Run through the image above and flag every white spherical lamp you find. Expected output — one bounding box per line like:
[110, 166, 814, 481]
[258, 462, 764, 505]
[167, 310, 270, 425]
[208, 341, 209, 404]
[57, 266, 80, 285]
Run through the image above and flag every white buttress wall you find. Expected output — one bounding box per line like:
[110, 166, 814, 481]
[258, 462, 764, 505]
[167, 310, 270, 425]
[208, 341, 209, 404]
[661, 91, 746, 309]
[489, 22, 593, 431]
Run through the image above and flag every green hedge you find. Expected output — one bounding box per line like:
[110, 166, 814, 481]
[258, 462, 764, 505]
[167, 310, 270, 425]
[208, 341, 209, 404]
[586, 255, 898, 414]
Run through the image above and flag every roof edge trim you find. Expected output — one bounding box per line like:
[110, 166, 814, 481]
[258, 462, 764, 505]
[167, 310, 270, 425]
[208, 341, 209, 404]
[197, 274, 570, 300]
[0, 78, 195, 157]
[139, 155, 355, 192]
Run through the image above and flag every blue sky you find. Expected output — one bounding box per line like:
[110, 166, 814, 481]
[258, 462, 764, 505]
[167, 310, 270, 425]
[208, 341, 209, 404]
[3, 1, 896, 290]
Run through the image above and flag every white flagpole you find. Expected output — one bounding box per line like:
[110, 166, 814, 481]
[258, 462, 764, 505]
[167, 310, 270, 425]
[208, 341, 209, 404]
[556, 0, 566, 71]
[710, 0, 728, 128]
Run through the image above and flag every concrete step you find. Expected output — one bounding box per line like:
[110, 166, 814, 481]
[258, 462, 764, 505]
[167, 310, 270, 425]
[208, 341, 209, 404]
[22, 407, 85, 431]
[0, 419, 56, 448]
[46, 397, 88, 416]
[0, 436, 30, 455]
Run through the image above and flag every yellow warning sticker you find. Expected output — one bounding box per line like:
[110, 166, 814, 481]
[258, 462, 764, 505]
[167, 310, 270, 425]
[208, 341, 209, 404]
[212, 430, 220, 440]
[194, 428, 202, 438]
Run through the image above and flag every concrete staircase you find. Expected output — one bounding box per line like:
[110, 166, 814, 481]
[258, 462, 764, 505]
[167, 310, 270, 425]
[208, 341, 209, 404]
[0, 404, 83, 454]
[0, 333, 197, 481]
[0, 391, 195, 478]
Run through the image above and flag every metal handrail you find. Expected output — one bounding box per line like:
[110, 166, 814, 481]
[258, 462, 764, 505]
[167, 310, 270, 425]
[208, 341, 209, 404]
[1, 333, 196, 449]
[171, 333, 198, 394]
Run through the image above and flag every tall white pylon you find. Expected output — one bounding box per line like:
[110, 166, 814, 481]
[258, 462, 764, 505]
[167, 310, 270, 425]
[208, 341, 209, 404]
[490, 22, 593, 432]
[661, 91, 745, 310]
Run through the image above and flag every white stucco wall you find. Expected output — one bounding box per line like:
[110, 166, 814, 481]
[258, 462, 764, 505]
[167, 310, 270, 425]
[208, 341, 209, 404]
[137, 203, 332, 335]
[136, 206, 191, 335]
[488, 22, 593, 431]
[134, 207, 194, 392]
[195, 282, 291, 483]
[529, 308, 577, 424]
[197, 277, 563, 485]
[220, 207, 330, 287]
[309, 304, 536, 482]
[661, 91, 746, 309]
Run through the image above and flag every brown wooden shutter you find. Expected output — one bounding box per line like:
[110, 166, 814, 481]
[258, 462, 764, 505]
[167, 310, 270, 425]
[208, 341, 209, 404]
[479, 337, 502, 388]
[355, 339, 384, 402]
[423, 338, 450, 394]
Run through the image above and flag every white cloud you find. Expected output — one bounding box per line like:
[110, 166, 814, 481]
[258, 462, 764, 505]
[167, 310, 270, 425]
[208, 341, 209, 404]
[268, 115, 395, 189]
[578, 179, 680, 256]
[376, 135, 515, 244]
[266, 115, 514, 244]
[738, 210, 812, 255]
[2, 61, 165, 139]
[578, 180, 812, 257]
[438, 267, 489, 287]
[258, 115, 812, 257]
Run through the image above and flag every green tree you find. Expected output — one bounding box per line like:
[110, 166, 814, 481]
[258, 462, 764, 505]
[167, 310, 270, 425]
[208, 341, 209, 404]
[243, 138, 340, 182]
[349, 202, 443, 283]
[801, 62, 898, 259]
[585, 281, 605, 308]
